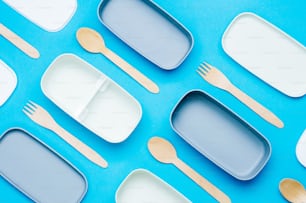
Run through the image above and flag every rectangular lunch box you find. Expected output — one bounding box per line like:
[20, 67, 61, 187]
[222, 12, 306, 97]
[97, 0, 194, 70]
[170, 90, 271, 180]
[0, 128, 87, 203]
[115, 169, 191, 203]
[41, 54, 142, 143]
[3, 0, 77, 32]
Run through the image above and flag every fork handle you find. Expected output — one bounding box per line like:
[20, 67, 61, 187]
[53, 125, 108, 168]
[228, 84, 284, 128]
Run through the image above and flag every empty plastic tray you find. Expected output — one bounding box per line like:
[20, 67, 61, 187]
[0, 128, 87, 203]
[41, 54, 142, 143]
[170, 90, 271, 180]
[0, 60, 17, 106]
[98, 0, 194, 70]
[3, 0, 77, 32]
[222, 12, 306, 97]
[116, 169, 191, 203]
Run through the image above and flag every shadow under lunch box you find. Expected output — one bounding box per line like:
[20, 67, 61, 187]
[97, 0, 194, 70]
[0, 128, 87, 203]
[170, 90, 271, 180]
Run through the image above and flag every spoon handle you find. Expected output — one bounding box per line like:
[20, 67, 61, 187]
[101, 48, 159, 94]
[174, 158, 231, 203]
[0, 23, 40, 59]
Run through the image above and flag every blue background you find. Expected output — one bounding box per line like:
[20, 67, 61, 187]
[0, 0, 305, 202]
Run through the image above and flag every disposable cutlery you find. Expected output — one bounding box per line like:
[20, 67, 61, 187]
[148, 136, 231, 203]
[0, 23, 40, 59]
[23, 101, 108, 168]
[197, 62, 284, 128]
[76, 27, 159, 94]
[279, 178, 306, 203]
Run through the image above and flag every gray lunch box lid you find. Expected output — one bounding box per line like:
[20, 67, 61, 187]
[170, 90, 272, 180]
[0, 128, 88, 203]
[97, 0, 194, 70]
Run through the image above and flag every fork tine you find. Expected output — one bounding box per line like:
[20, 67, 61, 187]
[196, 69, 206, 79]
[203, 62, 214, 69]
[199, 63, 210, 73]
[29, 100, 38, 108]
[197, 68, 205, 75]
[24, 105, 35, 114]
[22, 109, 33, 117]
[26, 102, 36, 110]
[198, 66, 208, 75]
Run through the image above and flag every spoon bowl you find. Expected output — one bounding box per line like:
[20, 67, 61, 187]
[148, 137, 177, 164]
[76, 27, 105, 53]
[76, 27, 159, 94]
[147, 136, 231, 203]
[279, 178, 306, 203]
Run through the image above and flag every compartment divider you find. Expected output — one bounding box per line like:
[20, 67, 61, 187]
[75, 76, 109, 119]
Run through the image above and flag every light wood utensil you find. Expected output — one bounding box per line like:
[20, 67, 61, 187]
[23, 101, 108, 168]
[197, 62, 284, 128]
[279, 178, 306, 203]
[0, 23, 40, 59]
[148, 136, 231, 203]
[76, 27, 159, 94]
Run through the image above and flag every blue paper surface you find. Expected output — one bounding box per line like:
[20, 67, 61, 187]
[0, 0, 305, 202]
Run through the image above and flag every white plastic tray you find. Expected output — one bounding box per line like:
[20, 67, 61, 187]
[41, 54, 142, 143]
[222, 12, 306, 97]
[116, 169, 191, 203]
[0, 60, 17, 106]
[296, 129, 306, 167]
[3, 0, 77, 32]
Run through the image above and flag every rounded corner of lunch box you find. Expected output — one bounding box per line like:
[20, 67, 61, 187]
[115, 168, 190, 202]
[169, 89, 207, 137]
[169, 89, 272, 180]
[97, 0, 105, 21]
[40, 53, 73, 92]
[43, 0, 78, 32]
[0, 60, 18, 106]
[296, 130, 306, 167]
[0, 127, 88, 202]
[95, 0, 195, 71]
[166, 38, 194, 71]
[114, 168, 142, 202]
[221, 12, 256, 49]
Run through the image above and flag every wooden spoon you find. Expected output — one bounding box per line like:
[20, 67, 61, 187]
[148, 136, 231, 203]
[76, 27, 159, 94]
[279, 178, 306, 203]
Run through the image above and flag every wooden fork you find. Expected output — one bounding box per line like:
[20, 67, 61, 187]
[23, 101, 108, 168]
[197, 62, 284, 128]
